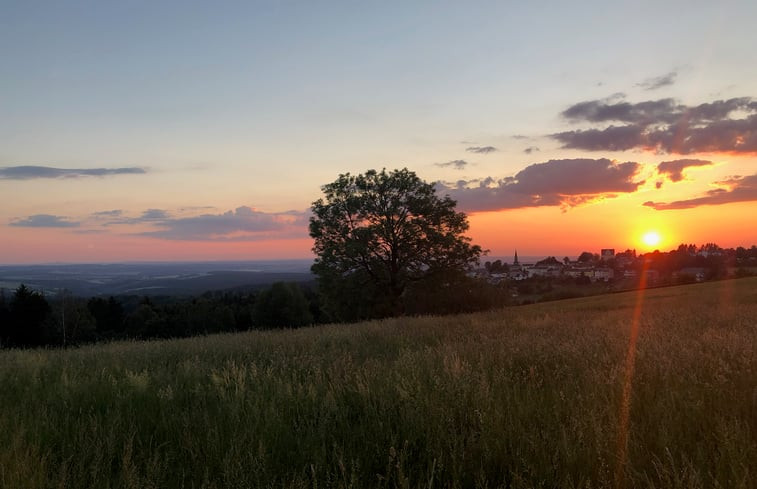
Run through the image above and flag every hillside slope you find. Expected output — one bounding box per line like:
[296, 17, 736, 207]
[1, 277, 756, 488]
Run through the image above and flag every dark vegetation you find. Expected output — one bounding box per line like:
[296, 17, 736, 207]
[1, 244, 754, 348]
[0, 277, 510, 347]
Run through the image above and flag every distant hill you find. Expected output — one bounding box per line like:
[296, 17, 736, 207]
[0, 260, 314, 297]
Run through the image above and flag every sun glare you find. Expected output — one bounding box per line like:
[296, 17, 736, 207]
[642, 231, 662, 248]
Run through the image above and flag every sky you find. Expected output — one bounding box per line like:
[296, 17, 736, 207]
[2, 0, 757, 264]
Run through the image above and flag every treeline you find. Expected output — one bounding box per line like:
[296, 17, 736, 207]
[0, 283, 316, 348]
[0, 276, 510, 348]
[638, 244, 757, 278]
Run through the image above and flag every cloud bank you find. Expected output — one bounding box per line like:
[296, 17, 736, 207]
[644, 173, 757, 210]
[10, 206, 310, 241]
[92, 209, 124, 218]
[0, 166, 147, 179]
[138, 206, 309, 241]
[9, 214, 80, 228]
[553, 97, 757, 154]
[441, 158, 644, 212]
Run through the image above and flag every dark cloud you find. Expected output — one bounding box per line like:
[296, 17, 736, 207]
[637, 71, 677, 91]
[141, 209, 170, 220]
[553, 97, 757, 154]
[465, 146, 498, 154]
[643, 173, 757, 210]
[9, 214, 80, 228]
[435, 160, 469, 170]
[440, 158, 644, 212]
[0, 166, 147, 180]
[561, 98, 680, 124]
[524, 146, 540, 154]
[510, 158, 642, 195]
[553, 125, 646, 151]
[137, 206, 309, 241]
[92, 209, 123, 217]
[657, 159, 713, 182]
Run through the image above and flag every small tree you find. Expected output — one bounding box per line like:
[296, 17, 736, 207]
[309, 168, 483, 320]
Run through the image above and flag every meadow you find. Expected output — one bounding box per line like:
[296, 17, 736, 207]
[1, 277, 755, 488]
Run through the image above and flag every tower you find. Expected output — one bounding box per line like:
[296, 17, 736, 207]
[513, 250, 519, 265]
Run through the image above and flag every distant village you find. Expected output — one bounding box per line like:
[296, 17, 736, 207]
[477, 244, 757, 294]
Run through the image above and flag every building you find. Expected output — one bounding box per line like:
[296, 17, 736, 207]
[508, 250, 529, 281]
[593, 268, 615, 282]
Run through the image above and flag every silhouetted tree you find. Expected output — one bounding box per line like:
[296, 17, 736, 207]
[484, 260, 508, 274]
[88, 296, 126, 334]
[5, 285, 51, 347]
[126, 299, 166, 338]
[309, 168, 483, 320]
[577, 251, 595, 263]
[252, 282, 313, 328]
[0, 290, 10, 345]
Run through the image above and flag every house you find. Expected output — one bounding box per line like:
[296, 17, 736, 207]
[564, 266, 593, 279]
[592, 268, 615, 282]
[527, 265, 562, 278]
[675, 267, 707, 282]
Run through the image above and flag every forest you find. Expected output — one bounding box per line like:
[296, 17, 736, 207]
[0, 276, 511, 348]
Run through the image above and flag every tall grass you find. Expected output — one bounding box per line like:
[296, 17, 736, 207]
[1, 278, 756, 488]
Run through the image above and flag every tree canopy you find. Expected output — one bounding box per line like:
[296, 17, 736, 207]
[309, 168, 483, 320]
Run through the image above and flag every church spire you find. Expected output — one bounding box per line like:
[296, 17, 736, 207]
[514, 250, 519, 265]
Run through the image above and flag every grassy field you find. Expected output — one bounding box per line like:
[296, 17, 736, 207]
[1, 278, 756, 488]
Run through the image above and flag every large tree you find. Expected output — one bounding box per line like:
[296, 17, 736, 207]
[309, 168, 483, 320]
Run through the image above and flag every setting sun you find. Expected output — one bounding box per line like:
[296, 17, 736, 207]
[642, 231, 662, 248]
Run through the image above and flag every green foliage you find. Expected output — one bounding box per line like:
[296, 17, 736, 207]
[310, 168, 483, 320]
[252, 282, 313, 328]
[0, 278, 755, 487]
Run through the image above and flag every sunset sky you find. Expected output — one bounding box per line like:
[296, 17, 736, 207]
[2, 1, 756, 264]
